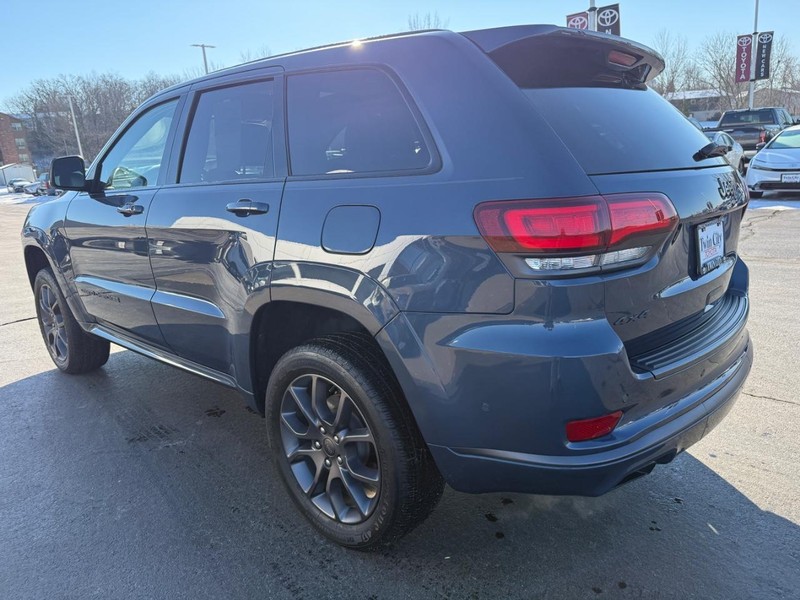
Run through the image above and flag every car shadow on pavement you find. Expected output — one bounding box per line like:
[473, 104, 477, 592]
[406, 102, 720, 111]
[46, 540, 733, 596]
[1, 348, 797, 600]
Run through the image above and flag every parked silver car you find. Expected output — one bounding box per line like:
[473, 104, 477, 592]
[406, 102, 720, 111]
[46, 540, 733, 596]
[705, 131, 745, 174]
[746, 124, 800, 197]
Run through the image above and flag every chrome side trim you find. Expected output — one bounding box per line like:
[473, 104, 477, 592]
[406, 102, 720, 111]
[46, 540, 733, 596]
[151, 289, 226, 319]
[89, 324, 237, 388]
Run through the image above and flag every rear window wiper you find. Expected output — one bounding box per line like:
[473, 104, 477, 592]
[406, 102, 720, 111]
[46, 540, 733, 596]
[693, 142, 729, 162]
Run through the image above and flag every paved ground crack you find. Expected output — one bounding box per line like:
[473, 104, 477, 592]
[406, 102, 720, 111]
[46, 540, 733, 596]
[742, 391, 798, 407]
[0, 316, 36, 327]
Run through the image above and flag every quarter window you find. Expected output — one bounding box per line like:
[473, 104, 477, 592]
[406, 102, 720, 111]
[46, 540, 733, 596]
[180, 80, 275, 184]
[100, 100, 178, 190]
[287, 69, 430, 176]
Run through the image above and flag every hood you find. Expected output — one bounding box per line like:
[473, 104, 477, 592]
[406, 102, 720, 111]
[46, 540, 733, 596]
[754, 148, 800, 168]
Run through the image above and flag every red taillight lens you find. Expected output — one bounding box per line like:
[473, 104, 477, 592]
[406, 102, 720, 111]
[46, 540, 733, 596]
[474, 197, 609, 254]
[759, 130, 767, 143]
[607, 195, 678, 246]
[566, 410, 623, 442]
[474, 193, 678, 257]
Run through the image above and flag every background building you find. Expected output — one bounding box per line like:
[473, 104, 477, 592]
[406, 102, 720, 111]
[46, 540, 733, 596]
[0, 112, 32, 166]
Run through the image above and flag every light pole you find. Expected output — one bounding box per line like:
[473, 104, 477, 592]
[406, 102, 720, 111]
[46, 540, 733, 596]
[588, 0, 597, 31]
[748, 0, 760, 109]
[66, 95, 84, 158]
[191, 43, 216, 74]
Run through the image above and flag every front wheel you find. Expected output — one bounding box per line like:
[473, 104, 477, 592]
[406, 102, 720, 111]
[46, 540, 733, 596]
[34, 269, 110, 373]
[266, 334, 443, 549]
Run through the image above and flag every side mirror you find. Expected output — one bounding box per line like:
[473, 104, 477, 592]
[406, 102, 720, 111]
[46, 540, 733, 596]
[755, 142, 766, 151]
[50, 156, 88, 191]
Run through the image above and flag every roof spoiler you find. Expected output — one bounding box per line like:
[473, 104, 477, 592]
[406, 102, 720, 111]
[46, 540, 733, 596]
[461, 25, 665, 88]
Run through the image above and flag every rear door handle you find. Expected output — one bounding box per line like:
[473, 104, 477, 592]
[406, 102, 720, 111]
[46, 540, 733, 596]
[117, 202, 144, 216]
[226, 199, 269, 217]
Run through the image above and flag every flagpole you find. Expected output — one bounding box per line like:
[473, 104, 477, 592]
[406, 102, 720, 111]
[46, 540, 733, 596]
[748, 0, 760, 109]
[588, 0, 597, 31]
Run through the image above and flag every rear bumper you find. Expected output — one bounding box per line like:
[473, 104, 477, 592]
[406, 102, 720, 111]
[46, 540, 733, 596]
[430, 337, 752, 495]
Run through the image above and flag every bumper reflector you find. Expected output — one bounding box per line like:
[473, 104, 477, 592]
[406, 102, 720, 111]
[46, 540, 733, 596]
[566, 410, 623, 442]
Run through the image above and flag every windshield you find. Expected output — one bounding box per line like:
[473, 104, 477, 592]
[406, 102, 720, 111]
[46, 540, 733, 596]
[523, 87, 721, 175]
[769, 129, 800, 150]
[719, 110, 776, 126]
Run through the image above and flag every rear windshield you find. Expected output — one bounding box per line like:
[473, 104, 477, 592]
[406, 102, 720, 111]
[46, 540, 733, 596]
[523, 87, 719, 175]
[719, 110, 777, 126]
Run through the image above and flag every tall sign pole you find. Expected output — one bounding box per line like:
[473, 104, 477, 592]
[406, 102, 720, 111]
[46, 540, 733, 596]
[748, 0, 760, 109]
[66, 95, 84, 158]
[588, 0, 597, 31]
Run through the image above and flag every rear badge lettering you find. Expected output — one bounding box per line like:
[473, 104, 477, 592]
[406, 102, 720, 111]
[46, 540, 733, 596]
[614, 310, 649, 326]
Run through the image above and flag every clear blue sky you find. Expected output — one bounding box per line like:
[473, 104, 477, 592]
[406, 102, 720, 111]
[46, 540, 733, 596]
[1, 0, 796, 108]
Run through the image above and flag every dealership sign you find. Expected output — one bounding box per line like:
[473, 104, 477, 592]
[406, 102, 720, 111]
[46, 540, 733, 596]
[566, 11, 589, 29]
[596, 4, 621, 36]
[755, 31, 774, 80]
[736, 34, 753, 83]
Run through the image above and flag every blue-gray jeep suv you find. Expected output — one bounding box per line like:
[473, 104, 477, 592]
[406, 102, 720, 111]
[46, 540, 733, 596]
[22, 25, 752, 549]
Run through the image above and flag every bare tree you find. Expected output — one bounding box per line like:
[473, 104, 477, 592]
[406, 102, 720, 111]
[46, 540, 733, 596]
[239, 45, 272, 64]
[407, 12, 449, 31]
[8, 72, 181, 166]
[649, 29, 693, 96]
[695, 32, 748, 112]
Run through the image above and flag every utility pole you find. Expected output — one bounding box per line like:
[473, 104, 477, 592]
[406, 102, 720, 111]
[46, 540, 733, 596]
[748, 0, 760, 109]
[588, 0, 597, 31]
[66, 95, 84, 158]
[191, 43, 216, 74]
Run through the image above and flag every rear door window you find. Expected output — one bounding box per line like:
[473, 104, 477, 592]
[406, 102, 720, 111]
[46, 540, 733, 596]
[286, 69, 431, 176]
[523, 87, 718, 175]
[180, 80, 275, 184]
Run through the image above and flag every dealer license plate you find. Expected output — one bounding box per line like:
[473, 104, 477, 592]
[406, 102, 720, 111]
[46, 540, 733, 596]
[697, 220, 725, 275]
[780, 173, 800, 183]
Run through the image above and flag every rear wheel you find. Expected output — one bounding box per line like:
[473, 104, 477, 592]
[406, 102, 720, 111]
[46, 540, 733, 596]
[265, 334, 443, 549]
[34, 269, 110, 374]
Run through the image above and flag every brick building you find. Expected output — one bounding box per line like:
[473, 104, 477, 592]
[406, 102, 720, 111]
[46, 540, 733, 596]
[0, 112, 32, 165]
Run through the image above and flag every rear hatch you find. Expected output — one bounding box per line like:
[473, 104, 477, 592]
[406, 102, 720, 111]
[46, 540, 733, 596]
[466, 26, 749, 373]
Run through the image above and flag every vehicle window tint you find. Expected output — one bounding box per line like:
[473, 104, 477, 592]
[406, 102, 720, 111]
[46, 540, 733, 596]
[523, 87, 718, 174]
[287, 69, 430, 176]
[100, 100, 177, 190]
[719, 110, 776, 126]
[180, 80, 274, 184]
[769, 129, 800, 150]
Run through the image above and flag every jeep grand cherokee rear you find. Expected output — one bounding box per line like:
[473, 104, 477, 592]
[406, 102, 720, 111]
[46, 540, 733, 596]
[26, 25, 751, 550]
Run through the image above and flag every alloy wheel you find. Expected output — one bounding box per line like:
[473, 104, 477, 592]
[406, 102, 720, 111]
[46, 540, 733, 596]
[279, 373, 380, 524]
[38, 284, 68, 364]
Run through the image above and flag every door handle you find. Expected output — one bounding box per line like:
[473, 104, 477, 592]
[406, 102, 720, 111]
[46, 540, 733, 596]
[117, 202, 144, 216]
[226, 199, 269, 217]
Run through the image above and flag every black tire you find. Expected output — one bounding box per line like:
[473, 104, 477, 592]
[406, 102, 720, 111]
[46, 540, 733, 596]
[265, 333, 444, 550]
[34, 268, 110, 374]
[749, 190, 763, 198]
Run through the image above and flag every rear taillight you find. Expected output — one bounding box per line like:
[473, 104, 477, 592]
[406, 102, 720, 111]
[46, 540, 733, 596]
[474, 194, 677, 273]
[759, 130, 767, 143]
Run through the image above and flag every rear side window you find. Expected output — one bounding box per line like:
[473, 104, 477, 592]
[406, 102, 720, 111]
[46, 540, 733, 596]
[180, 80, 274, 184]
[287, 69, 430, 176]
[523, 87, 718, 175]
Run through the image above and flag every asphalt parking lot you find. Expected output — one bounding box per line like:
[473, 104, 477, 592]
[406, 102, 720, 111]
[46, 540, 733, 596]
[0, 192, 798, 600]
